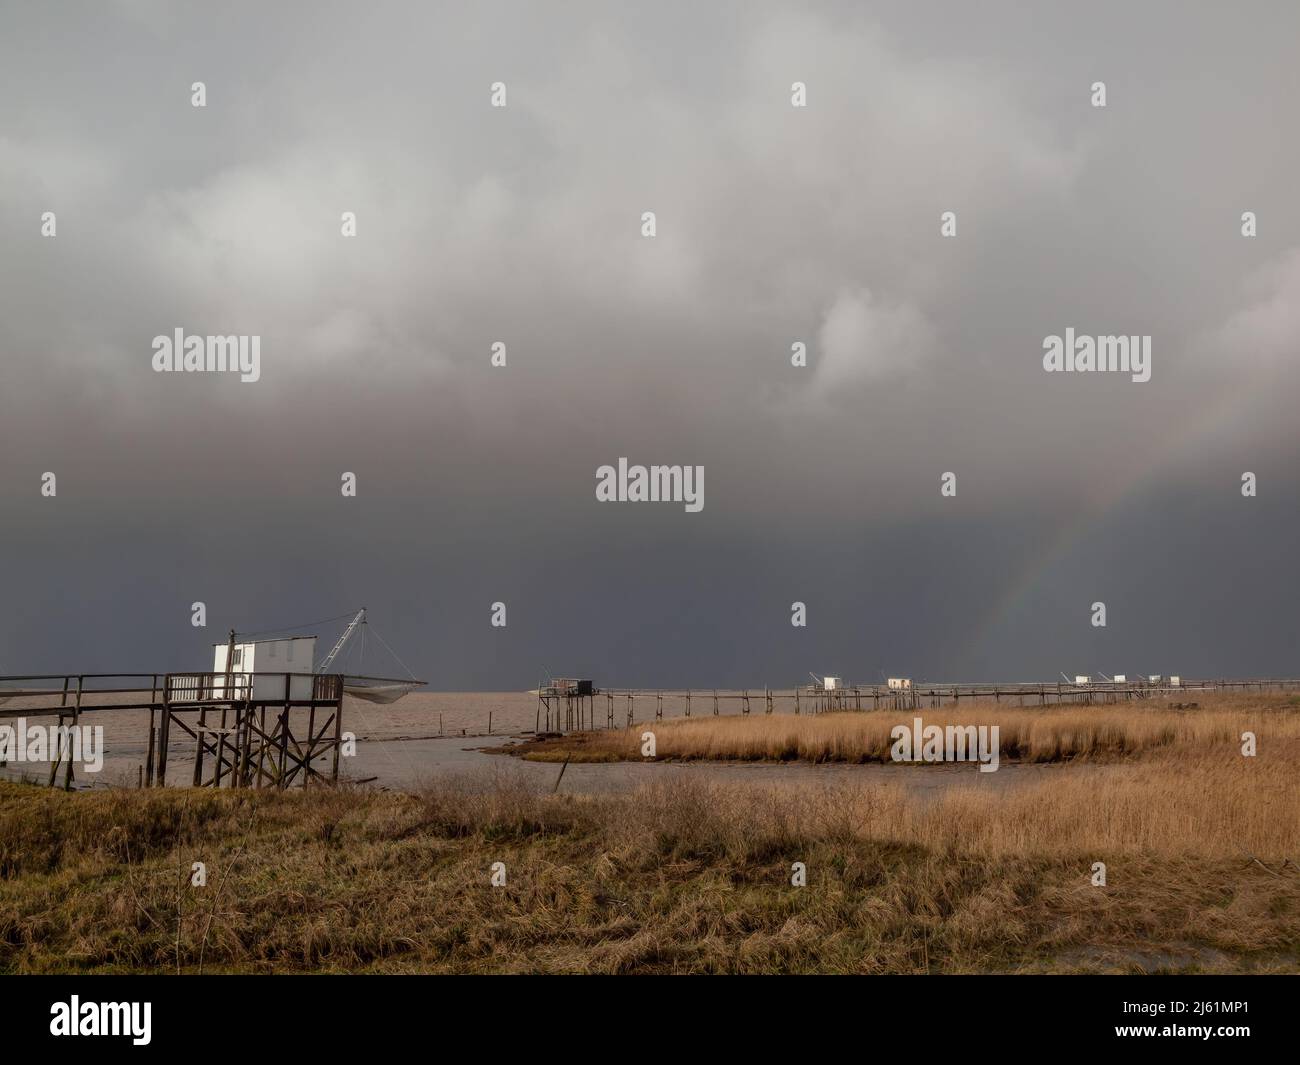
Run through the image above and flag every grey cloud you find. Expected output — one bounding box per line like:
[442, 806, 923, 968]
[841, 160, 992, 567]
[1, 1, 1298, 685]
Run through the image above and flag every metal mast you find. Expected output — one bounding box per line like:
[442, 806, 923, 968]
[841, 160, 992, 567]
[316, 608, 365, 674]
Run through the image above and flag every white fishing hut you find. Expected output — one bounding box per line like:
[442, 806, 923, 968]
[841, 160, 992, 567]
[214, 636, 318, 699]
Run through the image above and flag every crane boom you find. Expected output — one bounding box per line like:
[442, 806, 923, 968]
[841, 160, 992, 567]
[317, 608, 365, 674]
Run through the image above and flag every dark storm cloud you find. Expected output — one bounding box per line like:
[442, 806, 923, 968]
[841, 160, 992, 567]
[2, 1, 1298, 685]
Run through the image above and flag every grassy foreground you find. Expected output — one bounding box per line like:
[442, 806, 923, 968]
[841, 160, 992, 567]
[2, 752, 1298, 973]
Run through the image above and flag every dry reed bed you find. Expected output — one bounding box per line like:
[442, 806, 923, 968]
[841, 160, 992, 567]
[517, 697, 1300, 764]
[1, 753, 1298, 974]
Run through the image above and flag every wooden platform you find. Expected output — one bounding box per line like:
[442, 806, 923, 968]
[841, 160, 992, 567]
[0, 671, 362, 790]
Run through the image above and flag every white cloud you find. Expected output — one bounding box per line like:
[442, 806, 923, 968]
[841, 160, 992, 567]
[1215, 247, 1300, 365]
[807, 287, 934, 401]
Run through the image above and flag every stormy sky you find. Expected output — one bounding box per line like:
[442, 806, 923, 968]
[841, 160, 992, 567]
[2, 1, 1298, 688]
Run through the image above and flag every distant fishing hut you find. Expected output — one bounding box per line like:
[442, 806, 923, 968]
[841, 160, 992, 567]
[534, 678, 599, 732]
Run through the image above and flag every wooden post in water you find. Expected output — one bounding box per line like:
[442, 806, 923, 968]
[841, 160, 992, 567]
[332, 686, 344, 783]
[254, 705, 267, 787]
[239, 696, 255, 787]
[47, 674, 72, 784]
[214, 702, 230, 789]
[193, 698, 209, 788]
[157, 677, 172, 787]
[278, 673, 292, 785]
[145, 718, 156, 788]
[64, 675, 83, 791]
[303, 704, 317, 790]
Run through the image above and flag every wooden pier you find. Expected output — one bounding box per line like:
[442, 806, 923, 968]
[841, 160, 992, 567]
[0, 670, 368, 790]
[535, 677, 1300, 733]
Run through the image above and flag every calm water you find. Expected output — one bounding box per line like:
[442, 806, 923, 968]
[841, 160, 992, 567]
[0, 690, 1065, 794]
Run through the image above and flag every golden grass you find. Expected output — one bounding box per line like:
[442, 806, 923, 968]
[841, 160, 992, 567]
[1, 744, 1297, 974]
[514, 693, 1300, 765]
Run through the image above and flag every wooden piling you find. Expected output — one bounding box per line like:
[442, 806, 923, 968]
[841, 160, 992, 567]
[64, 675, 82, 791]
[145, 721, 156, 788]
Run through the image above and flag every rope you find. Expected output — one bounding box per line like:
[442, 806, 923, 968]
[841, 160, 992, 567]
[241, 610, 359, 640]
[367, 624, 419, 681]
[242, 608, 416, 683]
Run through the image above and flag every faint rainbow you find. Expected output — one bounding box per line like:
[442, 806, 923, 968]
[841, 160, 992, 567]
[959, 364, 1267, 667]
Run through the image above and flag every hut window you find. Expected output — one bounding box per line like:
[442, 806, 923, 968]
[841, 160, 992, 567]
[232, 649, 242, 666]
